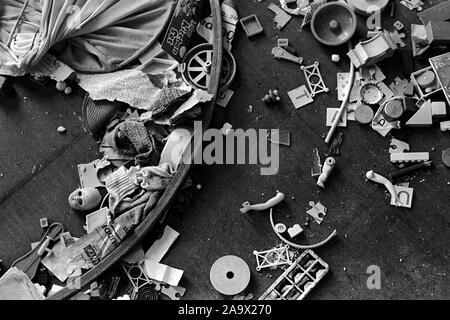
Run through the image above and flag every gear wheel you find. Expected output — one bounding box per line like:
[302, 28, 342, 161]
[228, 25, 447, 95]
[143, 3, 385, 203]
[360, 81, 384, 105]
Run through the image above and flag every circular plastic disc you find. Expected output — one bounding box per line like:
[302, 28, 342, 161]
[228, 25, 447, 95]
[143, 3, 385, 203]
[355, 104, 374, 124]
[275, 223, 287, 234]
[361, 83, 383, 105]
[311, 2, 357, 46]
[383, 100, 404, 121]
[210, 256, 251, 296]
[442, 148, 450, 168]
[416, 70, 436, 88]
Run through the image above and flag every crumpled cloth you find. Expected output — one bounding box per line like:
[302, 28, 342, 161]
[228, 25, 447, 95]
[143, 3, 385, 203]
[106, 163, 173, 214]
[102, 118, 168, 167]
[0, 0, 174, 75]
[135, 164, 174, 191]
[0, 267, 45, 300]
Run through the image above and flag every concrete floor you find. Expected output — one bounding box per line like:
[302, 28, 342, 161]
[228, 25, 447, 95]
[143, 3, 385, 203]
[1, 0, 449, 299]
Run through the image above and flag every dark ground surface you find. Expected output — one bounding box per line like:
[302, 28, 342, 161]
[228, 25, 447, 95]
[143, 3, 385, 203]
[1, 0, 449, 300]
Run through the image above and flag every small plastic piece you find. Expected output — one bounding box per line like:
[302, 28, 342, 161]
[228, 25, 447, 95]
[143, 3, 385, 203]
[306, 201, 327, 224]
[279, 0, 311, 16]
[262, 89, 281, 105]
[391, 185, 414, 208]
[389, 161, 433, 180]
[275, 223, 287, 234]
[383, 99, 404, 121]
[268, 3, 292, 30]
[55, 81, 67, 92]
[268, 130, 291, 146]
[301, 62, 329, 97]
[277, 38, 289, 48]
[331, 54, 341, 63]
[442, 148, 450, 168]
[389, 139, 410, 154]
[240, 191, 285, 213]
[431, 102, 446, 118]
[347, 32, 396, 68]
[390, 152, 430, 164]
[410, 67, 441, 100]
[440, 120, 450, 132]
[288, 85, 314, 109]
[317, 157, 336, 188]
[328, 132, 344, 156]
[57, 126, 67, 134]
[360, 82, 384, 105]
[287, 224, 303, 238]
[401, 0, 424, 11]
[253, 245, 291, 271]
[240, 15, 264, 37]
[259, 250, 329, 300]
[272, 47, 303, 65]
[326, 108, 347, 127]
[366, 170, 399, 206]
[406, 100, 433, 127]
[311, 148, 322, 177]
[221, 123, 233, 136]
[40, 218, 49, 229]
[355, 104, 374, 125]
[394, 20, 404, 31]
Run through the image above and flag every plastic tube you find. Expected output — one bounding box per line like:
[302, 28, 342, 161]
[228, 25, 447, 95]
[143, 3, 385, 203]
[325, 42, 355, 144]
[240, 191, 285, 213]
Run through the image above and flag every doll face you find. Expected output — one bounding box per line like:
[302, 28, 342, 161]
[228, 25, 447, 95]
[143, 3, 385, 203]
[68, 188, 102, 211]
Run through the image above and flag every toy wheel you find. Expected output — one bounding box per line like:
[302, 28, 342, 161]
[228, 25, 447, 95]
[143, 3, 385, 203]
[181, 43, 236, 90]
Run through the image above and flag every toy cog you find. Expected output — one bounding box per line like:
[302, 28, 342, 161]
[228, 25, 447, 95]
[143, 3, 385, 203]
[360, 81, 384, 105]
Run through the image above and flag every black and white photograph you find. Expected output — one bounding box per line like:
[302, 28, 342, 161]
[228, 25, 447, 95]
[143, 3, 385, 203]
[0, 0, 448, 309]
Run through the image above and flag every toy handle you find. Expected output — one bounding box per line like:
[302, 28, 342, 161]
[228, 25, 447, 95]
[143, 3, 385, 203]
[37, 237, 50, 256]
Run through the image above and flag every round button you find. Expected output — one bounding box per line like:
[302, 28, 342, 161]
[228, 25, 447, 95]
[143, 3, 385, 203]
[361, 83, 384, 105]
[274, 223, 287, 234]
[355, 104, 374, 124]
[383, 99, 404, 121]
[442, 148, 450, 168]
[416, 70, 436, 89]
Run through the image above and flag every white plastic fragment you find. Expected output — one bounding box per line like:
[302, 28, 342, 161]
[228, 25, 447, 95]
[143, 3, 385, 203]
[332, 54, 341, 62]
[240, 191, 285, 213]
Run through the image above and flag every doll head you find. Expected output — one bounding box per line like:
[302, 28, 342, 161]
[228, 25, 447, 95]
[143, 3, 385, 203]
[68, 187, 102, 211]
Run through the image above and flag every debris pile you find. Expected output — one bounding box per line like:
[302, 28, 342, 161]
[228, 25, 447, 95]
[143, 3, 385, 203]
[0, 0, 449, 301]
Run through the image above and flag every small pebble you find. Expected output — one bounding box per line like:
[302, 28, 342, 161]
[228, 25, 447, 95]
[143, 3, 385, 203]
[56, 81, 67, 91]
[196, 184, 202, 190]
[57, 126, 67, 134]
[331, 54, 341, 63]
[64, 87, 72, 95]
